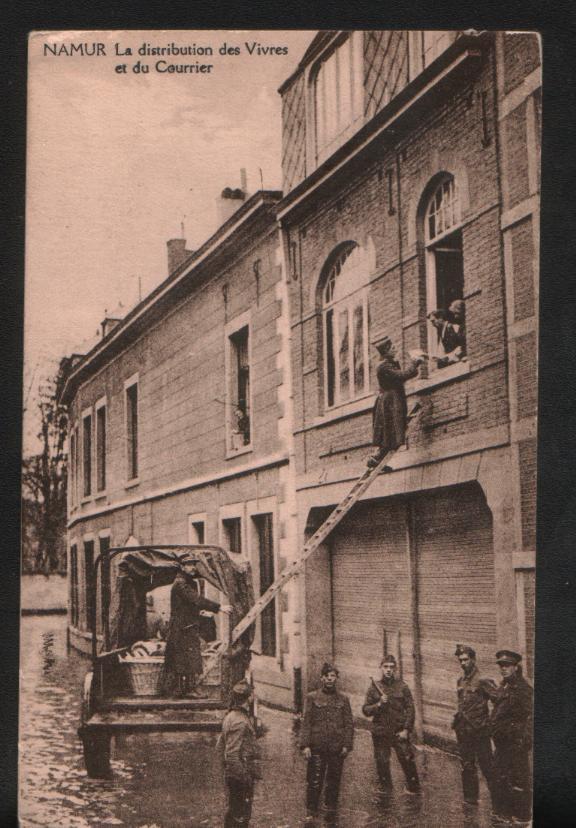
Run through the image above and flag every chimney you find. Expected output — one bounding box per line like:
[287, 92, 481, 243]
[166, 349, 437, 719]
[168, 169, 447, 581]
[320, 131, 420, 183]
[167, 238, 194, 275]
[216, 169, 249, 226]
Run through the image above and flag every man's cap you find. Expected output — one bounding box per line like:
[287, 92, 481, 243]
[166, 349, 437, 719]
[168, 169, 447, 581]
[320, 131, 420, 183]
[230, 680, 252, 703]
[373, 336, 393, 356]
[455, 644, 476, 659]
[381, 654, 397, 667]
[495, 649, 522, 665]
[321, 661, 339, 676]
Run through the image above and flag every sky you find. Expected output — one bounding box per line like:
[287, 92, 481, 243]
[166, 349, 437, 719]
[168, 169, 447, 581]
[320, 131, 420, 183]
[24, 29, 315, 453]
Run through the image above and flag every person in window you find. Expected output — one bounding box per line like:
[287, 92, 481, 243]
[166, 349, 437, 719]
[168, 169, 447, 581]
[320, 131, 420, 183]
[367, 338, 424, 468]
[448, 298, 466, 357]
[164, 565, 232, 697]
[428, 302, 466, 367]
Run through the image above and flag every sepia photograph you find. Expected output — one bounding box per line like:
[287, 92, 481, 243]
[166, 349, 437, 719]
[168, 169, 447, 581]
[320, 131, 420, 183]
[21, 29, 540, 827]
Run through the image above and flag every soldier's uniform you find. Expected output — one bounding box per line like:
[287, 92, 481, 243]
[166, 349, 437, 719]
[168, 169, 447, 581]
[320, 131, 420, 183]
[489, 650, 533, 823]
[452, 645, 497, 804]
[300, 667, 354, 824]
[221, 681, 260, 828]
[362, 663, 420, 793]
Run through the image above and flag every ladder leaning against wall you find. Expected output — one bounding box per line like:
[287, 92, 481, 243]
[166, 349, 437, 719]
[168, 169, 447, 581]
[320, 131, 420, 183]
[200, 404, 421, 681]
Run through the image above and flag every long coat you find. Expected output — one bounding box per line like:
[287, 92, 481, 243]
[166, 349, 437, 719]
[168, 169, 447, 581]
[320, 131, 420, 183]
[372, 357, 419, 452]
[164, 574, 220, 678]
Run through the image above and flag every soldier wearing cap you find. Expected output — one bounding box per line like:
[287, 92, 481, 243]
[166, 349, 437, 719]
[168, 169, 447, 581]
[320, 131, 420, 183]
[452, 644, 497, 806]
[300, 662, 354, 825]
[362, 654, 420, 794]
[220, 680, 260, 827]
[490, 650, 533, 823]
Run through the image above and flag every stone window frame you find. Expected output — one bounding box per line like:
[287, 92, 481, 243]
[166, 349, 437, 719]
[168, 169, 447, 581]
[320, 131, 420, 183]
[124, 373, 139, 487]
[308, 31, 364, 167]
[224, 310, 253, 459]
[420, 174, 467, 372]
[81, 406, 93, 502]
[320, 241, 371, 411]
[247, 496, 282, 667]
[94, 395, 107, 496]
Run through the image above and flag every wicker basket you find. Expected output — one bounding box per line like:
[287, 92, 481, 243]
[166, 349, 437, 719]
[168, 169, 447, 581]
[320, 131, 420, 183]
[122, 657, 165, 696]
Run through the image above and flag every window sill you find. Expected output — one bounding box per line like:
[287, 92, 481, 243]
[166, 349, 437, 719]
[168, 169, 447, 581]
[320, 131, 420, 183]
[80, 496, 93, 505]
[124, 478, 140, 490]
[310, 394, 375, 430]
[406, 360, 471, 395]
[226, 444, 253, 460]
[94, 490, 107, 501]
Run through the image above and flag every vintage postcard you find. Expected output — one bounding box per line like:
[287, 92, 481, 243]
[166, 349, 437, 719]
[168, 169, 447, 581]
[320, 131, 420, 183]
[21, 29, 540, 826]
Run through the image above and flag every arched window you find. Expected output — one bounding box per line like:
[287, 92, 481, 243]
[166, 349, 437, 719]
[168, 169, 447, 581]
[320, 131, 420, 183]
[314, 33, 364, 163]
[322, 243, 369, 408]
[423, 176, 466, 368]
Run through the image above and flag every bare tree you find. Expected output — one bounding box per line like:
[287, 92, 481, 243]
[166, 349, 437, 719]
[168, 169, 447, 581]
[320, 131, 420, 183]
[22, 362, 68, 573]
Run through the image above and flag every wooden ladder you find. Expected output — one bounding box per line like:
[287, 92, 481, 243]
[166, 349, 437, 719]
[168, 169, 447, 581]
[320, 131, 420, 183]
[200, 405, 420, 681]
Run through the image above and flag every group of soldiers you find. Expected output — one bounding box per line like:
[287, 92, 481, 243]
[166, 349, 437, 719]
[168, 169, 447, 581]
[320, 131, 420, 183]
[219, 647, 533, 827]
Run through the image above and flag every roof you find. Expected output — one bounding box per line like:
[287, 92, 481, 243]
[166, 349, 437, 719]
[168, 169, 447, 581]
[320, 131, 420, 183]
[60, 189, 282, 406]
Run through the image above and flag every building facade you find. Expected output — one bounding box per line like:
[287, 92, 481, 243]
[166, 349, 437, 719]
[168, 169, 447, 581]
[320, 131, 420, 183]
[62, 30, 540, 743]
[61, 190, 300, 709]
[277, 30, 540, 744]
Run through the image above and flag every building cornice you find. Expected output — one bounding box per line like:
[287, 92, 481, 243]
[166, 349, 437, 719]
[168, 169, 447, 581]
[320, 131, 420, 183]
[67, 451, 289, 529]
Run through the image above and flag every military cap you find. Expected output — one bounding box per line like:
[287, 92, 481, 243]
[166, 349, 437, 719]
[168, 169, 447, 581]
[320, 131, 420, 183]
[230, 679, 253, 704]
[321, 661, 339, 676]
[495, 649, 522, 665]
[455, 644, 476, 659]
[380, 654, 397, 666]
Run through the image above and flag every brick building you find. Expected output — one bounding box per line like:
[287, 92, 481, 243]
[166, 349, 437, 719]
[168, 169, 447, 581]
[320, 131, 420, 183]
[277, 30, 539, 744]
[60, 187, 300, 708]
[61, 30, 540, 743]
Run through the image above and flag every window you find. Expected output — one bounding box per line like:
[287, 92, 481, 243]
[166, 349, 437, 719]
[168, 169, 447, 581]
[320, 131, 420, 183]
[222, 517, 242, 555]
[99, 535, 111, 649]
[69, 428, 77, 507]
[82, 412, 92, 497]
[84, 540, 95, 632]
[95, 400, 107, 492]
[125, 378, 139, 480]
[409, 31, 458, 78]
[69, 544, 79, 627]
[423, 176, 466, 368]
[189, 516, 207, 595]
[228, 325, 251, 450]
[322, 244, 369, 408]
[253, 513, 276, 657]
[314, 33, 363, 161]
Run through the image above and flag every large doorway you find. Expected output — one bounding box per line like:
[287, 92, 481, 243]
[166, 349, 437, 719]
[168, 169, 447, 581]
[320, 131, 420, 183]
[329, 483, 496, 739]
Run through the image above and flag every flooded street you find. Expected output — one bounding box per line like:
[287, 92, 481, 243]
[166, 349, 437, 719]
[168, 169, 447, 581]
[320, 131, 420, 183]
[20, 615, 495, 827]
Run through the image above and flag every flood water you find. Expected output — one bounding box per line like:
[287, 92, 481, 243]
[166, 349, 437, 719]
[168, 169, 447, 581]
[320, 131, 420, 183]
[20, 615, 496, 827]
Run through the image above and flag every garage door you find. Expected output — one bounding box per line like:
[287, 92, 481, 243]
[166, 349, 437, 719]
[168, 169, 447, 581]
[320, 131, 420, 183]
[331, 498, 412, 714]
[415, 483, 496, 738]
